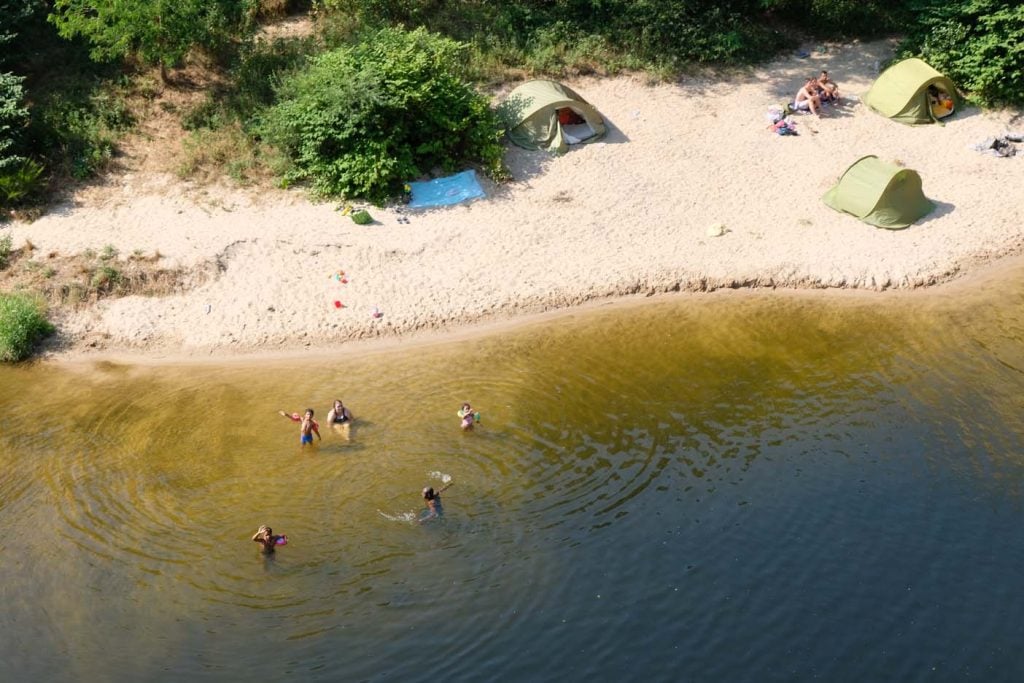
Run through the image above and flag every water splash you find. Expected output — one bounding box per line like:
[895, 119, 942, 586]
[427, 471, 452, 484]
[377, 510, 418, 523]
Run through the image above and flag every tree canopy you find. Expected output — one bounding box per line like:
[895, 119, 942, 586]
[49, 0, 256, 72]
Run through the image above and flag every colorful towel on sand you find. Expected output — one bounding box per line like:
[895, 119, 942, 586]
[407, 170, 485, 209]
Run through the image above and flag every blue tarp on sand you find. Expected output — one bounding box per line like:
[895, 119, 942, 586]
[407, 170, 485, 209]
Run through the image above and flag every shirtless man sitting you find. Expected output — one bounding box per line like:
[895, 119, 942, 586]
[817, 70, 840, 103]
[794, 77, 822, 116]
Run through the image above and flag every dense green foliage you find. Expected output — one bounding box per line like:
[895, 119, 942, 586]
[900, 0, 1024, 106]
[0, 0, 1020, 205]
[324, 0, 791, 67]
[0, 69, 46, 208]
[1, 2, 43, 206]
[258, 27, 504, 203]
[764, 0, 907, 37]
[0, 1, 38, 53]
[0, 73, 29, 173]
[0, 291, 54, 362]
[49, 0, 257, 73]
[0, 2, 141, 204]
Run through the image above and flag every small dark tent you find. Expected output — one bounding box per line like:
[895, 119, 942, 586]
[822, 156, 935, 229]
[863, 58, 960, 125]
[497, 80, 606, 154]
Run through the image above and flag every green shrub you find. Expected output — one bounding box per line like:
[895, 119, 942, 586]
[90, 264, 123, 290]
[0, 233, 11, 268]
[258, 26, 504, 204]
[322, 1, 790, 70]
[763, 1, 906, 37]
[609, 1, 787, 65]
[0, 71, 40, 206]
[0, 292, 54, 362]
[0, 158, 45, 206]
[900, 0, 1024, 107]
[50, 0, 255, 74]
[24, 75, 134, 181]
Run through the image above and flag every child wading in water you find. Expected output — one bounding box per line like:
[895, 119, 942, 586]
[457, 403, 479, 431]
[252, 525, 287, 553]
[419, 481, 454, 523]
[279, 408, 321, 446]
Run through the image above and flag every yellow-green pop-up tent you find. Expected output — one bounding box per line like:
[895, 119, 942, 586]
[822, 156, 935, 229]
[497, 80, 606, 154]
[863, 58, 960, 125]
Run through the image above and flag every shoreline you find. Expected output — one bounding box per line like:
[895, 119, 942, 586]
[48, 252, 1024, 368]
[7, 39, 1024, 365]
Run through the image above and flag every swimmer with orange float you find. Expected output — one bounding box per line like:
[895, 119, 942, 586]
[279, 408, 321, 446]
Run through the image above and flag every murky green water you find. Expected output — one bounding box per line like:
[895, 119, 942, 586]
[2, 270, 1024, 681]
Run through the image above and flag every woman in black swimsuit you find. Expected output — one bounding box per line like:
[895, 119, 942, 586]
[328, 399, 353, 440]
[328, 399, 352, 424]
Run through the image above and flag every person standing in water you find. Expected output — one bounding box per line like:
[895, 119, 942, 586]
[327, 399, 353, 439]
[252, 525, 286, 553]
[328, 399, 352, 425]
[279, 408, 321, 446]
[457, 403, 479, 431]
[419, 481, 454, 523]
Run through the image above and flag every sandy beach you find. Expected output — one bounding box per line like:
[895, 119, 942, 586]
[6, 39, 1023, 358]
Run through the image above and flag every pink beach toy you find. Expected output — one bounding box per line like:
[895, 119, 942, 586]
[334, 300, 344, 308]
[371, 306, 383, 319]
[276, 535, 288, 546]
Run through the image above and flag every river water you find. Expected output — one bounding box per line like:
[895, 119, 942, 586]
[2, 268, 1023, 682]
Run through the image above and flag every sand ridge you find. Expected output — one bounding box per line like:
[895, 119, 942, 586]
[8, 39, 1024, 357]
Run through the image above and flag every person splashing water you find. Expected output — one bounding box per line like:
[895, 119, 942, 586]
[419, 481, 454, 523]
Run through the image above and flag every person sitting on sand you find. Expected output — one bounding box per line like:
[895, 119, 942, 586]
[419, 482, 454, 523]
[817, 70, 840, 103]
[279, 408, 321, 446]
[927, 85, 953, 117]
[457, 402, 478, 431]
[252, 525, 286, 553]
[794, 77, 822, 116]
[327, 399, 352, 425]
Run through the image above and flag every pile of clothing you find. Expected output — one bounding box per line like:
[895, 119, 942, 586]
[972, 132, 1023, 158]
[766, 106, 799, 136]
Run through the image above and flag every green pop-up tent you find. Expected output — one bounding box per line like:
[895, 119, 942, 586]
[822, 155, 935, 229]
[497, 80, 606, 154]
[863, 58, 959, 125]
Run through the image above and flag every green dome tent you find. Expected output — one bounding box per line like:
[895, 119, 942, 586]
[822, 156, 935, 230]
[863, 58, 960, 125]
[497, 80, 606, 154]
